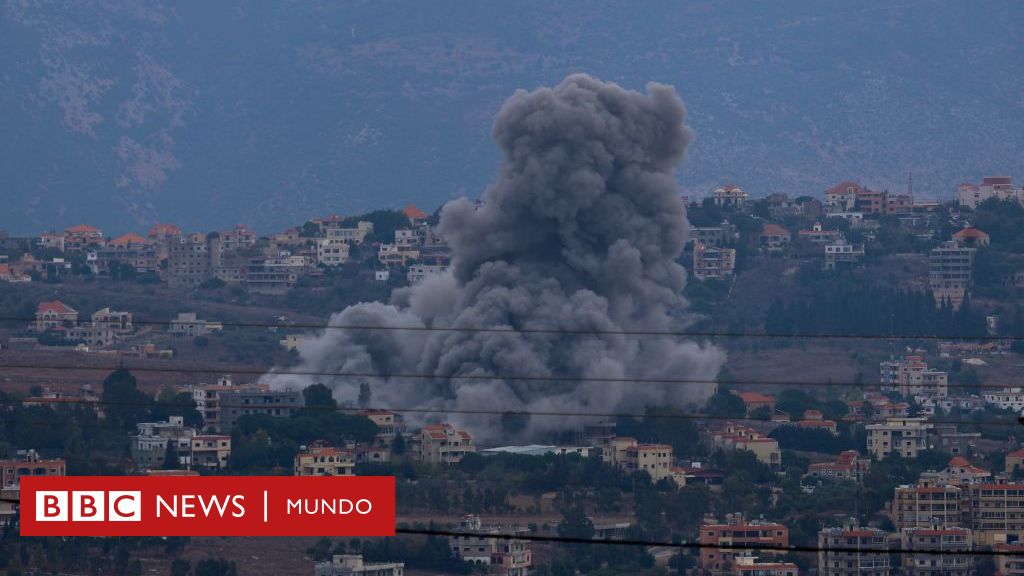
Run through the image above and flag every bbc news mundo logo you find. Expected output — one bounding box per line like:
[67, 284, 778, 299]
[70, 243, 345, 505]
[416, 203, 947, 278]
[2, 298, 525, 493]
[21, 476, 394, 537]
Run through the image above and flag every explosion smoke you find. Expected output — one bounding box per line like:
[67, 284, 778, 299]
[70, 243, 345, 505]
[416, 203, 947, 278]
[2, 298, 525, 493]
[269, 74, 725, 440]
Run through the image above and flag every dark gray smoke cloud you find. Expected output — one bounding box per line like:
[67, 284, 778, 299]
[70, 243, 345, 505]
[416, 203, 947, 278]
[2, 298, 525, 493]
[269, 74, 725, 440]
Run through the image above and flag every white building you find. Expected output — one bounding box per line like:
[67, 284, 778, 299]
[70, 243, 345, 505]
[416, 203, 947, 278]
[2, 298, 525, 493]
[317, 238, 351, 267]
[325, 221, 374, 245]
[169, 312, 223, 337]
[880, 356, 948, 398]
[315, 555, 403, 576]
[866, 418, 933, 459]
[982, 388, 1024, 413]
[957, 176, 1024, 209]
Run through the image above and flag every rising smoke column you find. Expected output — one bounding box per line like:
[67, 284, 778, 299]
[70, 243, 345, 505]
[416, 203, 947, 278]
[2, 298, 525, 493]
[270, 74, 725, 440]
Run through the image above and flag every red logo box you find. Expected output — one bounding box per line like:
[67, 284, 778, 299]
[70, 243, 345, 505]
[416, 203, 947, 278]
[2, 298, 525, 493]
[20, 476, 395, 537]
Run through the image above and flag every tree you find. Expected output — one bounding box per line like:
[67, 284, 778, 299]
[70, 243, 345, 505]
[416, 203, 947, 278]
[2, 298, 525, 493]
[194, 558, 237, 576]
[705, 387, 746, 417]
[171, 559, 191, 576]
[303, 383, 337, 409]
[102, 369, 153, 430]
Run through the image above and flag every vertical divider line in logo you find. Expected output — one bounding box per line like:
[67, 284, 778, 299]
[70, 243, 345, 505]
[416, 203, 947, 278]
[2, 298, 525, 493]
[263, 490, 268, 523]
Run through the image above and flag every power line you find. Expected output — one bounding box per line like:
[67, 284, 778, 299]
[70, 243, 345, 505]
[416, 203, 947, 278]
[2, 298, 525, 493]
[0, 360, 1019, 392]
[9, 395, 1022, 429]
[0, 313, 1015, 342]
[394, 527, 1022, 556]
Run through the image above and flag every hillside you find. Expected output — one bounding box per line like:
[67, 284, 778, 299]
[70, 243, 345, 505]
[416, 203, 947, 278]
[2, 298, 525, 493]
[2, 1, 1022, 234]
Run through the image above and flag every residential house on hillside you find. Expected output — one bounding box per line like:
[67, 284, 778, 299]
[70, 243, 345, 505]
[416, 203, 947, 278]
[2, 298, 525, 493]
[952, 227, 990, 247]
[817, 521, 890, 576]
[957, 176, 1024, 209]
[169, 312, 223, 337]
[699, 514, 789, 576]
[63, 224, 103, 251]
[806, 450, 870, 482]
[758, 224, 791, 253]
[449, 515, 532, 576]
[693, 241, 736, 280]
[417, 423, 475, 465]
[294, 441, 356, 477]
[713, 184, 748, 209]
[34, 300, 78, 332]
[314, 555, 404, 576]
[0, 450, 66, 487]
[97, 233, 156, 275]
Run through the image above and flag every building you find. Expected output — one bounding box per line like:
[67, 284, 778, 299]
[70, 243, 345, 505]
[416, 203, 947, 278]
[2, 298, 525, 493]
[187, 435, 231, 468]
[698, 514, 789, 576]
[957, 176, 1024, 209]
[899, 526, 972, 576]
[625, 443, 673, 482]
[952, 227, 990, 247]
[794, 409, 838, 434]
[131, 416, 196, 469]
[0, 450, 66, 487]
[962, 482, 1024, 545]
[824, 238, 864, 270]
[358, 410, 407, 444]
[215, 386, 305, 433]
[880, 356, 948, 398]
[758, 224, 791, 253]
[709, 424, 782, 470]
[169, 312, 223, 337]
[407, 263, 448, 284]
[317, 238, 351, 267]
[314, 555, 403, 576]
[34, 300, 78, 332]
[981, 387, 1024, 413]
[806, 451, 871, 482]
[168, 233, 212, 288]
[892, 485, 963, 529]
[38, 231, 66, 252]
[91, 307, 133, 333]
[733, 392, 776, 416]
[0, 263, 30, 283]
[713, 185, 748, 209]
[97, 233, 157, 274]
[417, 423, 475, 465]
[1005, 448, 1024, 477]
[825, 181, 865, 213]
[449, 515, 531, 576]
[818, 521, 890, 576]
[693, 241, 736, 280]
[865, 418, 933, 459]
[63, 224, 103, 251]
[929, 241, 975, 309]
[798, 222, 841, 246]
[733, 556, 799, 576]
[995, 542, 1024, 576]
[918, 456, 991, 487]
[324, 221, 374, 245]
[404, 204, 429, 226]
[294, 442, 356, 477]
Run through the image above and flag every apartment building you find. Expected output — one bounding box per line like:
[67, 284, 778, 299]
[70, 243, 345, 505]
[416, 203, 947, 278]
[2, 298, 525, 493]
[324, 221, 374, 245]
[698, 514, 789, 576]
[96, 233, 157, 274]
[215, 386, 305, 433]
[709, 424, 782, 470]
[918, 457, 991, 487]
[892, 485, 963, 529]
[168, 233, 212, 288]
[982, 387, 1024, 412]
[317, 238, 351, 267]
[407, 263, 448, 284]
[899, 526, 972, 576]
[449, 515, 531, 576]
[956, 176, 1024, 209]
[798, 222, 841, 246]
[995, 542, 1024, 576]
[824, 238, 864, 270]
[693, 241, 736, 280]
[0, 450, 66, 487]
[187, 435, 231, 469]
[314, 555, 403, 576]
[91, 307, 133, 333]
[294, 442, 356, 477]
[962, 482, 1024, 545]
[880, 356, 948, 398]
[806, 451, 871, 482]
[417, 423, 475, 465]
[929, 241, 975, 309]
[817, 521, 890, 576]
[625, 443, 673, 482]
[865, 418, 932, 459]
[131, 416, 196, 469]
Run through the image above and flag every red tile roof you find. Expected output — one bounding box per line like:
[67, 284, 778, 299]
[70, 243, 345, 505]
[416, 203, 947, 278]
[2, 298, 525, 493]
[65, 224, 100, 233]
[37, 300, 77, 315]
[953, 227, 989, 239]
[826, 181, 864, 195]
[148, 223, 182, 236]
[404, 204, 428, 220]
[109, 233, 150, 246]
[760, 224, 790, 237]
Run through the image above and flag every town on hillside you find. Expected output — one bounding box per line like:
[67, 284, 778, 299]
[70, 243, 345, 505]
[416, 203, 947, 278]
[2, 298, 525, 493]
[2, 176, 1024, 575]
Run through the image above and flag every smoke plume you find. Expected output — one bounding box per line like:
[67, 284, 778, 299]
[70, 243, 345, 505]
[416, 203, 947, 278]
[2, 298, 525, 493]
[269, 74, 725, 441]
